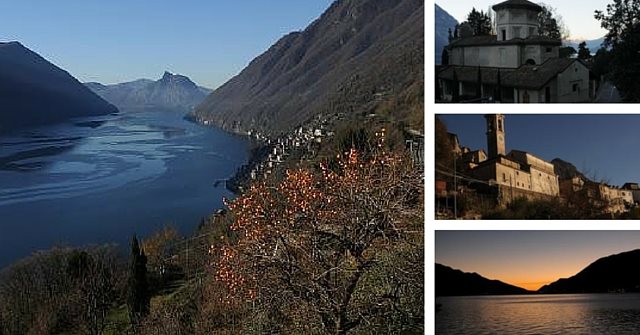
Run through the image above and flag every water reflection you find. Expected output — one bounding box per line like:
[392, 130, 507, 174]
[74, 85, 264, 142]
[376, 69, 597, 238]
[436, 294, 640, 335]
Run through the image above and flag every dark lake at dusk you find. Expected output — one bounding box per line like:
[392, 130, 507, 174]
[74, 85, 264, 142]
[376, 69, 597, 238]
[0, 111, 249, 268]
[436, 294, 640, 335]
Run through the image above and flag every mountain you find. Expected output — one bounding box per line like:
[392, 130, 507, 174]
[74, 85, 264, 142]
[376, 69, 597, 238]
[0, 41, 117, 133]
[86, 72, 211, 113]
[435, 263, 531, 296]
[435, 4, 458, 65]
[191, 0, 424, 136]
[539, 249, 640, 294]
[552, 158, 586, 180]
[565, 37, 606, 53]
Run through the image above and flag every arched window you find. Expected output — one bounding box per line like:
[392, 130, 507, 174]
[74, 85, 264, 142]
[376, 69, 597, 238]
[525, 58, 536, 65]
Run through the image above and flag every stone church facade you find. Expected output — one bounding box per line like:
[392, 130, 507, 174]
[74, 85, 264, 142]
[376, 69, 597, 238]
[437, 0, 593, 103]
[458, 114, 560, 204]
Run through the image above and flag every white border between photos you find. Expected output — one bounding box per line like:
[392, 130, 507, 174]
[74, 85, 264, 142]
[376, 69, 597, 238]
[424, 3, 640, 335]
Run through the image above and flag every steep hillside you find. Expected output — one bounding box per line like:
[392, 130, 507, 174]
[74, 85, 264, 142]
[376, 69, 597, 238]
[86, 72, 211, 113]
[435, 4, 458, 65]
[539, 249, 640, 293]
[0, 41, 117, 133]
[436, 263, 531, 296]
[191, 0, 424, 136]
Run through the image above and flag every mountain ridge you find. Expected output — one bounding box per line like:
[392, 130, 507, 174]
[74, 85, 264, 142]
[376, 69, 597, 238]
[191, 0, 423, 136]
[85, 72, 211, 113]
[539, 249, 640, 294]
[0, 41, 117, 132]
[435, 263, 531, 296]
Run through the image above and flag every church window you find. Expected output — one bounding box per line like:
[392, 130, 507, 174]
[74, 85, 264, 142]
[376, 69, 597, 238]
[546, 47, 552, 52]
[501, 29, 507, 41]
[498, 119, 503, 131]
[572, 83, 579, 92]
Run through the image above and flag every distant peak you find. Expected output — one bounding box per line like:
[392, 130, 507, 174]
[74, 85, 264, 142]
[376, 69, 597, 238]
[0, 41, 25, 48]
[162, 71, 174, 79]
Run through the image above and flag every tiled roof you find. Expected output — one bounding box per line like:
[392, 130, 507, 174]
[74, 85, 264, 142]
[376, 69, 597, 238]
[492, 0, 542, 11]
[448, 35, 561, 47]
[437, 58, 588, 90]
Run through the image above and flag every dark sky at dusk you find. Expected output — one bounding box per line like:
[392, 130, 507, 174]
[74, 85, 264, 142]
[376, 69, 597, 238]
[438, 114, 640, 186]
[436, 231, 640, 291]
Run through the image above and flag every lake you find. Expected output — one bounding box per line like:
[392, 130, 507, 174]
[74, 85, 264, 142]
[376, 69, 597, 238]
[0, 111, 248, 268]
[436, 294, 640, 334]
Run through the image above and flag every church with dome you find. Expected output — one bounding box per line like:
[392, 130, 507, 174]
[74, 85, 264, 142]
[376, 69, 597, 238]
[437, 0, 594, 103]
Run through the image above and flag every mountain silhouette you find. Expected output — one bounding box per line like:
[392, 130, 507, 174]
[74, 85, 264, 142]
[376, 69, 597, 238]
[0, 41, 117, 133]
[539, 249, 640, 294]
[436, 263, 531, 296]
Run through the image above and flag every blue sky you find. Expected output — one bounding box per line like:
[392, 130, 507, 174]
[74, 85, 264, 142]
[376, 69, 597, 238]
[437, 0, 609, 40]
[438, 114, 640, 186]
[436, 231, 640, 290]
[0, 1, 333, 88]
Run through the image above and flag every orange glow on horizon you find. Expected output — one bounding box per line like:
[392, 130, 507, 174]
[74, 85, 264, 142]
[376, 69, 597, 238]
[510, 280, 553, 291]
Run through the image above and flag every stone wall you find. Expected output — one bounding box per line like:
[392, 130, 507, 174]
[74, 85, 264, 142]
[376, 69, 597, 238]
[557, 61, 590, 102]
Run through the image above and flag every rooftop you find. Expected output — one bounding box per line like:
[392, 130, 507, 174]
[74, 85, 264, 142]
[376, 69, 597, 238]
[448, 35, 561, 48]
[437, 58, 588, 90]
[492, 0, 543, 12]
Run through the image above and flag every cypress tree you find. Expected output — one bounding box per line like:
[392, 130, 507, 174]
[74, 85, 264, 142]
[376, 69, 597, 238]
[127, 235, 150, 325]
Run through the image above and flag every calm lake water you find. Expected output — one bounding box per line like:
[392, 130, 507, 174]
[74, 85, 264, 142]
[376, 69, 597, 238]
[0, 111, 248, 268]
[436, 294, 640, 335]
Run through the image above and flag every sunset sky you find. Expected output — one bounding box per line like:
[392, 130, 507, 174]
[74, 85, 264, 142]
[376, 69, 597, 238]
[438, 114, 640, 187]
[436, 231, 640, 291]
[438, 0, 610, 40]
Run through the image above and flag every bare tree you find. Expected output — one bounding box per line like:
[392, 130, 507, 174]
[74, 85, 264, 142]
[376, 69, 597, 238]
[212, 139, 423, 334]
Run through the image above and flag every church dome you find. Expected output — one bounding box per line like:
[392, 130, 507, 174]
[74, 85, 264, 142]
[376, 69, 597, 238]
[492, 0, 542, 12]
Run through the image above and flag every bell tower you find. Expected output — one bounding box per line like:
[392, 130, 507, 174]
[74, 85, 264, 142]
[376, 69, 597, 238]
[485, 114, 506, 158]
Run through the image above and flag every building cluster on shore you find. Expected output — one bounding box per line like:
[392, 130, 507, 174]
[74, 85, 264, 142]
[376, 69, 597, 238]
[437, 114, 638, 217]
[247, 120, 335, 181]
[196, 110, 424, 191]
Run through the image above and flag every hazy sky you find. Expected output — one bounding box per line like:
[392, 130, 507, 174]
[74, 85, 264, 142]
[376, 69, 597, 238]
[0, 1, 333, 88]
[437, 0, 609, 40]
[438, 114, 640, 186]
[436, 231, 640, 291]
